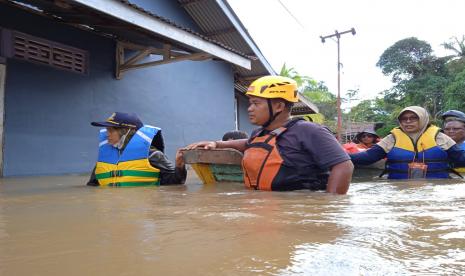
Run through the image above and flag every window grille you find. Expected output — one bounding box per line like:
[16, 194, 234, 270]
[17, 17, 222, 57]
[1, 28, 88, 74]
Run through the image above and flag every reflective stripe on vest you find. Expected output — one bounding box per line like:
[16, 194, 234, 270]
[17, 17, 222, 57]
[386, 126, 449, 179]
[95, 125, 161, 186]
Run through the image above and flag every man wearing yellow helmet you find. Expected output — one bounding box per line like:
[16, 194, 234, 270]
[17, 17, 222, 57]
[186, 76, 353, 194]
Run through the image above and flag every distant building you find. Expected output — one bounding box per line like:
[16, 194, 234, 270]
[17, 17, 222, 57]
[341, 122, 379, 143]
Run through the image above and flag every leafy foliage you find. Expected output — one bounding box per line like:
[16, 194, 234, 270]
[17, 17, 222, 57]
[376, 37, 436, 83]
[348, 36, 465, 137]
[442, 35, 465, 59]
[279, 63, 313, 88]
[281, 34, 465, 138]
[279, 63, 337, 123]
[443, 67, 465, 111]
[302, 81, 337, 122]
[375, 37, 452, 119]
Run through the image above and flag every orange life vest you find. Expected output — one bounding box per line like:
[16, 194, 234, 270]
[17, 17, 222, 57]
[342, 142, 371, 154]
[242, 127, 286, 191]
[242, 120, 327, 191]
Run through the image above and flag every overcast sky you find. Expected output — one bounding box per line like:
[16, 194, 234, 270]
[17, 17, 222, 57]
[228, 0, 465, 109]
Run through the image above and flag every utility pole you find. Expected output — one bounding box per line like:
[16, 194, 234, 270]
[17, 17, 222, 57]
[320, 28, 356, 142]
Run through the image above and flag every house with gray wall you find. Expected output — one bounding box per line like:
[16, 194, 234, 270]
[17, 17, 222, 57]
[0, 0, 315, 176]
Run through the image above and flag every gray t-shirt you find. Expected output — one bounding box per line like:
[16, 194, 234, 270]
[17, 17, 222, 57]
[251, 119, 350, 172]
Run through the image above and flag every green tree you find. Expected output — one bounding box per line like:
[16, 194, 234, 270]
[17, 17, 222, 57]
[346, 96, 397, 137]
[377, 37, 450, 115]
[441, 36, 465, 112]
[443, 68, 465, 111]
[279, 63, 312, 88]
[279, 63, 338, 124]
[442, 35, 465, 59]
[377, 37, 436, 83]
[349, 99, 383, 122]
[401, 74, 449, 118]
[302, 81, 338, 122]
[443, 36, 465, 76]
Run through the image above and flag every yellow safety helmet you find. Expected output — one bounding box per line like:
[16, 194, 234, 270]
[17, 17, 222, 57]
[246, 76, 299, 103]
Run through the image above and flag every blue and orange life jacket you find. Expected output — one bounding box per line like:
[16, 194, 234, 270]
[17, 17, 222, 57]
[386, 125, 449, 179]
[94, 125, 161, 186]
[241, 119, 327, 191]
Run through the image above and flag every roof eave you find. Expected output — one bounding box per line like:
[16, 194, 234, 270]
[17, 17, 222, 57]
[215, 0, 274, 74]
[71, 0, 251, 69]
[297, 94, 319, 113]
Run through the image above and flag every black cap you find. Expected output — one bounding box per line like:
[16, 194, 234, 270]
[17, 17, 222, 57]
[91, 112, 143, 129]
[441, 110, 465, 122]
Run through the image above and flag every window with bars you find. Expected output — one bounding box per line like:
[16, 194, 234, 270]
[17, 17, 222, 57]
[0, 28, 88, 74]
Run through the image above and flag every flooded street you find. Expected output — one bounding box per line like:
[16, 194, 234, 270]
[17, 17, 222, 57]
[1, 171, 465, 275]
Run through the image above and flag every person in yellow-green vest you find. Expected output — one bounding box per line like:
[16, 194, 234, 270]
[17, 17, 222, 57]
[87, 112, 186, 187]
[350, 106, 465, 179]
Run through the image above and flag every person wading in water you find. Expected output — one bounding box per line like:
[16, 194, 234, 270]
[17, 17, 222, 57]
[186, 76, 353, 194]
[88, 112, 186, 186]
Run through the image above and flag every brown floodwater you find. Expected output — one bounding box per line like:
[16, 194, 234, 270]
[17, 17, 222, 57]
[1, 171, 465, 275]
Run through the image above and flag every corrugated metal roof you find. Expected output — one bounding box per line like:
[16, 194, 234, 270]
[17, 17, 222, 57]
[179, 0, 272, 79]
[116, 0, 252, 58]
[2, 0, 252, 60]
[180, 0, 317, 114]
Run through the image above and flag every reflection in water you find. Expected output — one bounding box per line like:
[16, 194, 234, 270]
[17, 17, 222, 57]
[0, 173, 464, 275]
[281, 243, 405, 275]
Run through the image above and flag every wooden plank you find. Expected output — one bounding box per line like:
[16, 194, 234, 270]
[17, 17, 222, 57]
[121, 52, 209, 72]
[182, 148, 243, 165]
[163, 43, 171, 60]
[115, 42, 124, 79]
[123, 48, 152, 67]
[211, 164, 243, 182]
[191, 163, 216, 184]
[118, 41, 184, 56]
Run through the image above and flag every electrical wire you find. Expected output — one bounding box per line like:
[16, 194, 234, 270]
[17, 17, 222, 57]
[277, 0, 305, 29]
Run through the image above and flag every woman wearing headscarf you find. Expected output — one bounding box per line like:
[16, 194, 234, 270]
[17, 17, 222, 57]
[350, 106, 465, 179]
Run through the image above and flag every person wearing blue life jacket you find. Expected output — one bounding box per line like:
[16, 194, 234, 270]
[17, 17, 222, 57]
[87, 112, 186, 187]
[442, 110, 465, 150]
[442, 110, 465, 173]
[441, 109, 465, 124]
[350, 106, 465, 179]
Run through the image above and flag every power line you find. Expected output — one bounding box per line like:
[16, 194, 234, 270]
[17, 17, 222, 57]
[320, 29, 357, 142]
[277, 0, 305, 29]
